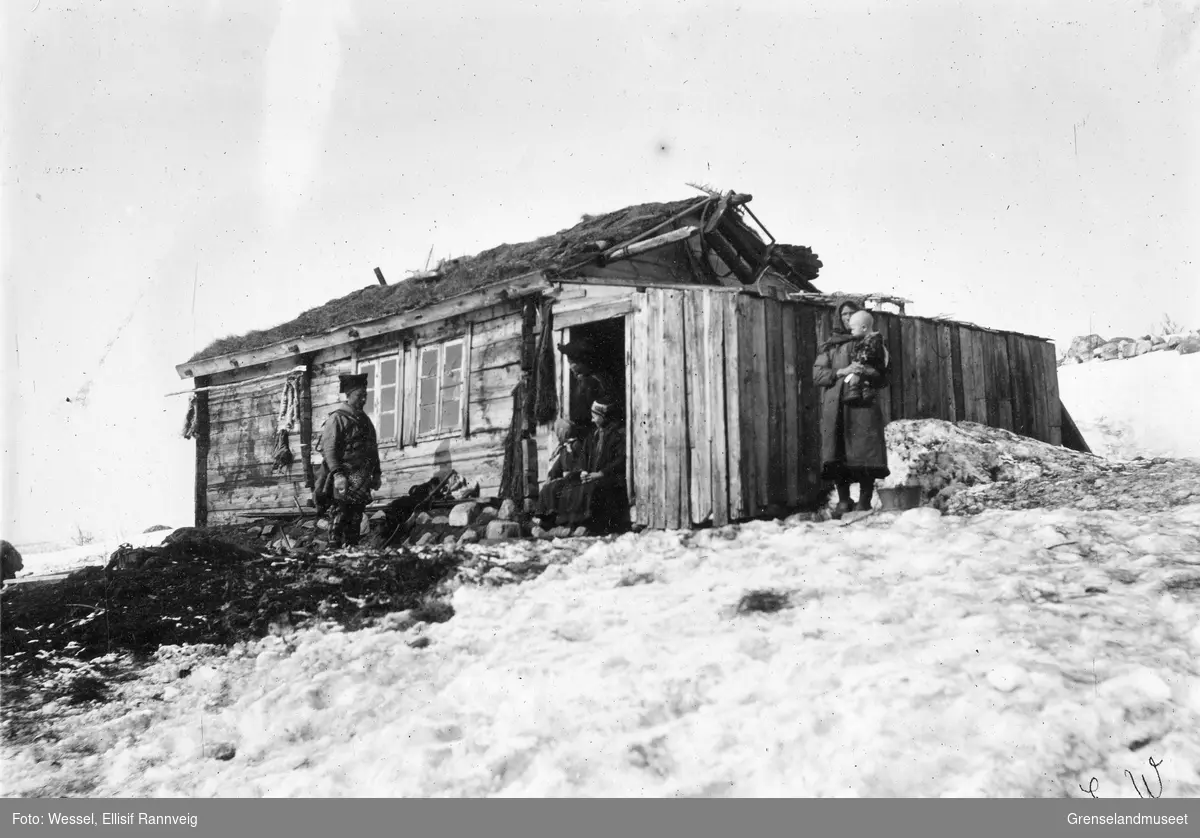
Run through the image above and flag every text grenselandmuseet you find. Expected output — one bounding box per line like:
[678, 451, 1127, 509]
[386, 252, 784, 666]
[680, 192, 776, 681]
[1068, 813, 1188, 825]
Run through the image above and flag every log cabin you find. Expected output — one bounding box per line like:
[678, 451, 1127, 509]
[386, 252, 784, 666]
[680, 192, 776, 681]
[175, 190, 1076, 530]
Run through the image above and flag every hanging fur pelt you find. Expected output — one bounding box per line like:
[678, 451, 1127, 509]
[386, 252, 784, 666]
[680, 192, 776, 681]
[271, 374, 302, 472]
[182, 395, 198, 440]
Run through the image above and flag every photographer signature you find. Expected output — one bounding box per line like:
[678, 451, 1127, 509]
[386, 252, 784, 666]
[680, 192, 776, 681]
[1079, 756, 1164, 799]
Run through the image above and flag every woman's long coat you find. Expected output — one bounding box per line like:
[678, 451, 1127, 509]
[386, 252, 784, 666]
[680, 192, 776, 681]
[812, 337, 892, 481]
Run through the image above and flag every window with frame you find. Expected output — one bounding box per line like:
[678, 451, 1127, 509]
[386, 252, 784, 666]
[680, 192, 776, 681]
[417, 338, 464, 437]
[359, 354, 400, 443]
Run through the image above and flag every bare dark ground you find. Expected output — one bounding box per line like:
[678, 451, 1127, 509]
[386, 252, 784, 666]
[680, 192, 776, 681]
[1, 531, 462, 744]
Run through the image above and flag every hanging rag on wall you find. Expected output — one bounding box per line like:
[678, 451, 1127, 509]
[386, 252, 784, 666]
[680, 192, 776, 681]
[182, 395, 198, 440]
[533, 299, 558, 425]
[499, 382, 524, 500]
[271, 373, 302, 473]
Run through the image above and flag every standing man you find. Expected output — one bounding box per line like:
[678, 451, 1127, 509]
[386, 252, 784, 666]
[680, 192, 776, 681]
[319, 373, 382, 547]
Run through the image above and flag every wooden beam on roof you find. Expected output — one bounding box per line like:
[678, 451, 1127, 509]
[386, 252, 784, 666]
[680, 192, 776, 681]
[599, 225, 699, 265]
[175, 271, 553, 379]
[554, 275, 747, 292]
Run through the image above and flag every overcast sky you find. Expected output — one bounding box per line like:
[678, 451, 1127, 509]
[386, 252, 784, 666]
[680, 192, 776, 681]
[2, 0, 1197, 544]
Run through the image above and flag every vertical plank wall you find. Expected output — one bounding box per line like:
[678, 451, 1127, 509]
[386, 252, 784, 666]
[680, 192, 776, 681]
[628, 290, 1063, 528]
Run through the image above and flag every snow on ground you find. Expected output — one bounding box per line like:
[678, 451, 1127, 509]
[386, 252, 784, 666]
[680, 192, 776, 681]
[8, 529, 180, 581]
[1058, 351, 1200, 461]
[4, 502, 1200, 798]
[5, 343, 1200, 799]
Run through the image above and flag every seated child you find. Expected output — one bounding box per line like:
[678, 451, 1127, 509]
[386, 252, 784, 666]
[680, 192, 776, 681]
[843, 309, 887, 406]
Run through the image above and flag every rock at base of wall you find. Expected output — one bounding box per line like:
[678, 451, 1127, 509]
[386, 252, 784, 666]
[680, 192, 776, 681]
[497, 499, 519, 521]
[448, 502, 482, 527]
[1092, 341, 1121, 361]
[476, 508, 498, 526]
[458, 529, 481, 544]
[485, 520, 522, 540]
[415, 532, 437, 547]
[1134, 339, 1154, 357]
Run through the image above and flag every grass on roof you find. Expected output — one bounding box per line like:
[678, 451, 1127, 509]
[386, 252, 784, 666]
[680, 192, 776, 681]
[188, 196, 823, 363]
[190, 198, 706, 362]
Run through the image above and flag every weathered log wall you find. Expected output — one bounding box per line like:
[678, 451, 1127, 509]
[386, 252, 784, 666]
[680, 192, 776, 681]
[195, 280, 1061, 528]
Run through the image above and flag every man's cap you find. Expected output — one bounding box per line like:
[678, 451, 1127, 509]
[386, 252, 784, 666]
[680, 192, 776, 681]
[339, 373, 369, 393]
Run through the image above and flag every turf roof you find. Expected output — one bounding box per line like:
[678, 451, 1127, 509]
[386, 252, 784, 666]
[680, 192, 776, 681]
[189, 196, 820, 363]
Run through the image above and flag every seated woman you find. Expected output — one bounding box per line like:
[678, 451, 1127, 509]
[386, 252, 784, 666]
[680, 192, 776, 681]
[538, 401, 629, 534]
[536, 418, 587, 526]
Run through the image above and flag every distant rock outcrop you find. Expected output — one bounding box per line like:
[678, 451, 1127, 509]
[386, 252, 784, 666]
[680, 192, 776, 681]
[1060, 329, 1199, 366]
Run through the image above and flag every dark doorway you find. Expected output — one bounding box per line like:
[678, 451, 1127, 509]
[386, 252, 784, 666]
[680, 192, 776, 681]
[566, 316, 627, 429]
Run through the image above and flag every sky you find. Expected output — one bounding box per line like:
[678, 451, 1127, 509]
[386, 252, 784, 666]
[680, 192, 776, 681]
[2, 0, 1197, 544]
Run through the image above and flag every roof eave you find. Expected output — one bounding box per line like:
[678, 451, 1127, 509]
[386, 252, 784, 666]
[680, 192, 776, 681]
[176, 271, 553, 380]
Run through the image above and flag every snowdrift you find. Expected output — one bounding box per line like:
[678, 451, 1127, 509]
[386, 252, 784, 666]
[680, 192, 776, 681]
[1058, 350, 1200, 461]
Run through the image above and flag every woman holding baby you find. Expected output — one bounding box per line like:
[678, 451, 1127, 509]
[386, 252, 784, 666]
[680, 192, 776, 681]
[812, 300, 892, 518]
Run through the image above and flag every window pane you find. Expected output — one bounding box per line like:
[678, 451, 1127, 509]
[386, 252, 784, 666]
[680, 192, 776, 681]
[441, 399, 461, 430]
[362, 364, 375, 414]
[419, 378, 438, 407]
[418, 405, 437, 435]
[420, 348, 439, 377]
[441, 383, 462, 403]
[443, 342, 463, 373]
[380, 413, 396, 440]
[381, 359, 397, 386]
[381, 385, 396, 412]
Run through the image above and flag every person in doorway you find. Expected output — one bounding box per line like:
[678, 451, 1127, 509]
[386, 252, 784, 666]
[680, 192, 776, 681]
[813, 301, 892, 518]
[318, 373, 382, 547]
[539, 401, 629, 534]
[535, 417, 587, 527]
[557, 337, 622, 427]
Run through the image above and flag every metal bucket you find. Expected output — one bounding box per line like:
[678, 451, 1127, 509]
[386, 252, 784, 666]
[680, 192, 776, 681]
[878, 485, 922, 511]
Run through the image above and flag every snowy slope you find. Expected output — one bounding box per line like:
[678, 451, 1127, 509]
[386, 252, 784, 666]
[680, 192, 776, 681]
[4, 345, 1200, 799]
[1058, 351, 1200, 461]
[3, 506, 1199, 798]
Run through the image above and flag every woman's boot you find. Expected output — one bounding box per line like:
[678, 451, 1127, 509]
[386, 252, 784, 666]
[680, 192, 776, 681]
[832, 482, 853, 519]
[856, 479, 875, 511]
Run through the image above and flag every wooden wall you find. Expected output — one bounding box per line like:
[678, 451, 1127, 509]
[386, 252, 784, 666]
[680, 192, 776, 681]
[195, 281, 1061, 528]
[626, 290, 1062, 528]
[199, 283, 643, 525]
[202, 300, 530, 523]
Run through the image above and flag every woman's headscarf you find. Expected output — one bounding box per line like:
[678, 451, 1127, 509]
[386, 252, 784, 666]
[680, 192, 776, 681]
[820, 300, 864, 352]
